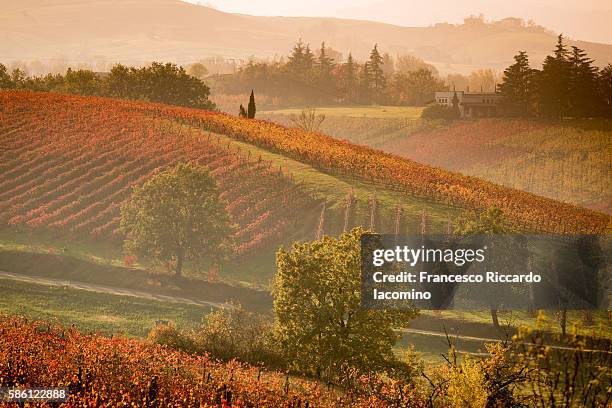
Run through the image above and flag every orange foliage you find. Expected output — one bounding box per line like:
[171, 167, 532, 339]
[0, 317, 424, 407]
[0, 91, 318, 255]
[1, 91, 608, 234]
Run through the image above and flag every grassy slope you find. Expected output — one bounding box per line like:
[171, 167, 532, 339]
[260, 106, 424, 119]
[380, 118, 612, 213]
[259, 112, 445, 148]
[0, 279, 208, 337]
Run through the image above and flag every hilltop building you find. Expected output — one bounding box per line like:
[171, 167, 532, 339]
[435, 91, 502, 118]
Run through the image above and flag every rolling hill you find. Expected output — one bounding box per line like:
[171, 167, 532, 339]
[1, 91, 608, 245]
[378, 119, 612, 215]
[1, 0, 611, 73]
[262, 112, 612, 215]
[0, 91, 321, 259]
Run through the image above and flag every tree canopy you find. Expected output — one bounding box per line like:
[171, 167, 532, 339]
[120, 162, 235, 278]
[0, 62, 216, 110]
[498, 35, 610, 118]
[273, 227, 417, 382]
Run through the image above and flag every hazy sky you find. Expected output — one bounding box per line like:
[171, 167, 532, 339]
[187, 0, 612, 44]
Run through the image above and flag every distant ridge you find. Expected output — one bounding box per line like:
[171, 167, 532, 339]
[2, 0, 611, 73]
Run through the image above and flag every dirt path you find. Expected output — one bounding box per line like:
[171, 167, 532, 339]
[0, 270, 234, 310]
[1, 270, 609, 355]
[397, 327, 612, 354]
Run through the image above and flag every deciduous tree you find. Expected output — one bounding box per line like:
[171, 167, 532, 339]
[273, 227, 417, 381]
[120, 163, 235, 278]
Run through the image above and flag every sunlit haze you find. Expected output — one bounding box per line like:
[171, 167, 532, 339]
[186, 0, 612, 43]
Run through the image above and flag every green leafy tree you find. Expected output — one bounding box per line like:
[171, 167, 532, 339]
[120, 163, 235, 278]
[136, 62, 216, 109]
[454, 207, 514, 329]
[273, 227, 417, 382]
[421, 103, 459, 120]
[186, 62, 209, 80]
[105, 64, 137, 99]
[0, 64, 14, 89]
[388, 68, 445, 105]
[238, 103, 247, 118]
[61, 68, 101, 95]
[498, 51, 537, 116]
[247, 89, 256, 119]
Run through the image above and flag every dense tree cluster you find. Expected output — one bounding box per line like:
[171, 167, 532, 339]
[0, 62, 216, 109]
[499, 35, 612, 118]
[212, 41, 446, 105]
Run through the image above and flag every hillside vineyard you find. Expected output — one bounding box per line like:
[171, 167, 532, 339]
[1, 91, 609, 236]
[0, 91, 318, 256]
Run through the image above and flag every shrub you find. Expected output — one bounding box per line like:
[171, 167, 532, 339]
[194, 304, 285, 368]
[421, 103, 459, 119]
[446, 357, 488, 408]
[147, 322, 196, 353]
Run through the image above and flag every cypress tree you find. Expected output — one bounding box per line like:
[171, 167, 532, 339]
[247, 90, 256, 119]
[451, 91, 460, 118]
[239, 104, 247, 118]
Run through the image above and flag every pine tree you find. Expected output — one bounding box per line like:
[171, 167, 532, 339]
[368, 44, 386, 103]
[316, 41, 336, 97]
[287, 39, 306, 77]
[303, 45, 315, 86]
[568, 46, 599, 117]
[382, 53, 395, 76]
[341, 53, 358, 102]
[599, 64, 612, 117]
[538, 34, 571, 118]
[247, 90, 256, 119]
[498, 51, 537, 116]
[358, 62, 372, 104]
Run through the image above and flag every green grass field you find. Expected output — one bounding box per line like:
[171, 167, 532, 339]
[419, 310, 612, 339]
[0, 279, 209, 337]
[260, 105, 424, 119]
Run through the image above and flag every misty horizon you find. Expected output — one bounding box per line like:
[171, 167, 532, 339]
[185, 0, 612, 44]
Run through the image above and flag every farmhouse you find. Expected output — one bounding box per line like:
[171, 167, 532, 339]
[435, 90, 502, 118]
